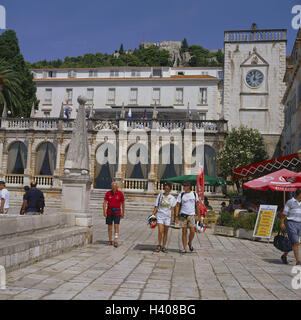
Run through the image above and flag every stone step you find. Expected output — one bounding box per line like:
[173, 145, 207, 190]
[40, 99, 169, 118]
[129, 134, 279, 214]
[0, 213, 91, 271]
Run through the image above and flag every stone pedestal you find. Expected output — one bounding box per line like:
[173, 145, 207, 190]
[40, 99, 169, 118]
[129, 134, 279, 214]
[61, 173, 93, 229]
[23, 173, 31, 186]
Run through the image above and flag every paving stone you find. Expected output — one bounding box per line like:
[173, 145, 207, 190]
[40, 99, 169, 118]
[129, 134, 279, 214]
[33, 278, 65, 291]
[1, 221, 301, 300]
[42, 292, 78, 300]
[12, 288, 49, 300]
[73, 290, 113, 300]
[141, 292, 170, 300]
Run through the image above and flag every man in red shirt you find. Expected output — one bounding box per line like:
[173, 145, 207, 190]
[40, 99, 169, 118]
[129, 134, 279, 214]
[103, 182, 125, 248]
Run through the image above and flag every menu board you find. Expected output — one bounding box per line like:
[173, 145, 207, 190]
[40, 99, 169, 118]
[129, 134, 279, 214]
[253, 205, 278, 239]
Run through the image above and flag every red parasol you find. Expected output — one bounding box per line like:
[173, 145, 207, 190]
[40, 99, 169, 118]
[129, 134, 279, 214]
[243, 169, 301, 192]
[197, 166, 207, 217]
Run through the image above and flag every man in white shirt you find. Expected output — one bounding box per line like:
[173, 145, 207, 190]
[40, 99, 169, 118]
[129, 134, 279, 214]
[0, 181, 9, 214]
[280, 188, 301, 265]
[175, 181, 201, 253]
[152, 182, 177, 253]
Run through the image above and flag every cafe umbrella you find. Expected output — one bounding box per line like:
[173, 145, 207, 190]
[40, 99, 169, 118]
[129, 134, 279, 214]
[160, 174, 226, 186]
[243, 169, 301, 205]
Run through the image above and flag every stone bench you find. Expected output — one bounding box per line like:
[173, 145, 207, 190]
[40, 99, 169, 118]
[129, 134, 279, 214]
[0, 214, 90, 271]
[0, 214, 74, 239]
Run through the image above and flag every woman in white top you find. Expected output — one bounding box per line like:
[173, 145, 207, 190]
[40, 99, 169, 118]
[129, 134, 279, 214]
[152, 183, 177, 253]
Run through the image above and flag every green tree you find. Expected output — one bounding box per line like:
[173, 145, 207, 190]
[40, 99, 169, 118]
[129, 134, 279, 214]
[119, 44, 124, 55]
[0, 59, 23, 117]
[216, 49, 224, 65]
[0, 30, 38, 117]
[134, 45, 171, 66]
[181, 38, 189, 52]
[217, 126, 268, 180]
[28, 42, 224, 69]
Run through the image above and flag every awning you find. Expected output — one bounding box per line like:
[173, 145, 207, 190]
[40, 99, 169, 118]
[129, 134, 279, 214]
[233, 152, 301, 180]
[161, 174, 226, 186]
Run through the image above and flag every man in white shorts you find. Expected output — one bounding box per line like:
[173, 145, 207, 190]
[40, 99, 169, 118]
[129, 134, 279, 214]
[152, 182, 176, 253]
[176, 181, 201, 253]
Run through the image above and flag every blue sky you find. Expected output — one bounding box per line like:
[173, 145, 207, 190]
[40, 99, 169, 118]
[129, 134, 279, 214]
[0, 0, 300, 62]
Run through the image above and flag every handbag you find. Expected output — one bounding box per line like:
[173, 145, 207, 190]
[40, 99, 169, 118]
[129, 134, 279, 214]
[273, 230, 293, 252]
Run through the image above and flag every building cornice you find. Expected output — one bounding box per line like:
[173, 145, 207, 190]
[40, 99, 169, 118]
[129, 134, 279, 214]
[34, 75, 218, 82]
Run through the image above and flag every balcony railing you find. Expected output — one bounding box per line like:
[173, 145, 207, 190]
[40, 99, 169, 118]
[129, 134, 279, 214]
[0, 118, 228, 134]
[122, 178, 148, 191]
[34, 175, 53, 187]
[156, 181, 216, 194]
[225, 29, 286, 42]
[156, 181, 182, 192]
[5, 174, 24, 186]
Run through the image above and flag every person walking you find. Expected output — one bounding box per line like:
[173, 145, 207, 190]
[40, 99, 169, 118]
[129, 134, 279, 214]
[175, 181, 201, 253]
[152, 182, 176, 253]
[20, 181, 45, 215]
[0, 181, 9, 215]
[103, 182, 125, 248]
[20, 186, 30, 215]
[280, 188, 301, 265]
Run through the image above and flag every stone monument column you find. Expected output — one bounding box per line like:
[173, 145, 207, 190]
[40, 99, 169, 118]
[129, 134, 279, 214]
[115, 120, 127, 187]
[61, 96, 93, 241]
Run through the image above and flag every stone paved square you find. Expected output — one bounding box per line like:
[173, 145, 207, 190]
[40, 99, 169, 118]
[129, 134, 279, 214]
[1, 216, 301, 300]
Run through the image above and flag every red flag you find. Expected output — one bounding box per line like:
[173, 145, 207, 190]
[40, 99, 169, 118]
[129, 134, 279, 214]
[197, 166, 207, 217]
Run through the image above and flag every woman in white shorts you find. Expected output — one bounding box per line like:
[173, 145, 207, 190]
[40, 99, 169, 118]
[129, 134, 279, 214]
[152, 183, 177, 253]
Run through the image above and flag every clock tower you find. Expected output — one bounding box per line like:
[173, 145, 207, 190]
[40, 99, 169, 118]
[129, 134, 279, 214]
[223, 25, 287, 157]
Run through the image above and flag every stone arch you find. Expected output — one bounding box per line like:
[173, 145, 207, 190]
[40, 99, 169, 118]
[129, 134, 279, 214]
[203, 145, 217, 177]
[158, 144, 183, 179]
[94, 142, 117, 189]
[191, 144, 204, 175]
[7, 141, 27, 174]
[126, 142, 149, 179]
[35, 142, 57, 176]
[64, 144, 70, 166]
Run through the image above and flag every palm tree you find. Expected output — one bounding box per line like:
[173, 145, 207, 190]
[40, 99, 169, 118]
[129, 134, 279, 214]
[0, 59, 23, 117]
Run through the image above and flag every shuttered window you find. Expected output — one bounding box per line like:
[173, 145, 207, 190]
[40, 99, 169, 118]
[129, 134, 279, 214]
[199, 88, 208, 104]
[108, 88, 116, 104]
[152, 88, 160, 104]
[44, 89, 52, 104]
[87, 89, 94, 104]
[130, 88, 138, 104]
[175, 88, 183, 104]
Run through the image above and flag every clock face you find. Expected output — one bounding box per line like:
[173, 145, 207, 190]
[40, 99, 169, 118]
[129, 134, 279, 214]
[246, 69, 264, 88]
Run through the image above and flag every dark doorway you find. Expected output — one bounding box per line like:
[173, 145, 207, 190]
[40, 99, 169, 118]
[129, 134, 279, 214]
[95, 163, 112, 189]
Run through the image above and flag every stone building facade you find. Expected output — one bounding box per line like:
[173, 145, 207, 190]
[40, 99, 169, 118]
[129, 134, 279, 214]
[0, 117, 227, 197]
[281, 28, 301, 155]
[223, 27, 287, 157]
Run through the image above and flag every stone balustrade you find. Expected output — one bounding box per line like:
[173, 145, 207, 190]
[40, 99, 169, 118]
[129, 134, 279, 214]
[34, 175, 53, 187]
[122, 178, 148, 191]
[156, 181, 216, 194]
[5, 174, 24, 186]
[225, 29, 286, 42]
[0, 118, 228, 134]
[156, 181, 182, 192]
